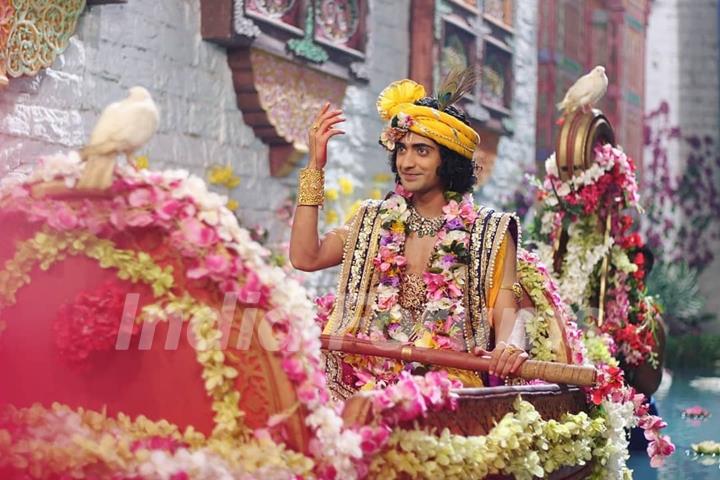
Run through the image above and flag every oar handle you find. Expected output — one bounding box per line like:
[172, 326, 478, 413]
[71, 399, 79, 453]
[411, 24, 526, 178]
[320, 335, 596, 387]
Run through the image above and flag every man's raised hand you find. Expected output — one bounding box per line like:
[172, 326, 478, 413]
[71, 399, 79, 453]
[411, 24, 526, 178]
[308, 102, 346, 170]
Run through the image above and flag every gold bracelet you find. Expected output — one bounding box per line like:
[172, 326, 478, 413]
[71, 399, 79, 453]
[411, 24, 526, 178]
[500, 282, 523, 303]
[297, 167, 325, 206]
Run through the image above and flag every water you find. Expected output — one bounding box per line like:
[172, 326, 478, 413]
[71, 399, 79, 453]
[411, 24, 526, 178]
[628, 368, 720, 479]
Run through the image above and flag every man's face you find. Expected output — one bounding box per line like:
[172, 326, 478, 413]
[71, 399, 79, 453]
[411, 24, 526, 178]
[395, 132, 443, 195]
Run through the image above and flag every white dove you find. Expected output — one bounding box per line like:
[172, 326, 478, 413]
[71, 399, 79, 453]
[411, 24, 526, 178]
[77, 86, 159, 190]
[556, 66, 608, 120]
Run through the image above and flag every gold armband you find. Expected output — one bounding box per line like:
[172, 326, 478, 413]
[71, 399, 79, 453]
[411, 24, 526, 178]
[500, 282, 523, 303]
[297, 167, 325, 206]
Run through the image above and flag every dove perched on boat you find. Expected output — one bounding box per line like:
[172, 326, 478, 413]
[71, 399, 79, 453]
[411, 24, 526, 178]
[556, 66, 608, 121]
[77, 86, 159, 190]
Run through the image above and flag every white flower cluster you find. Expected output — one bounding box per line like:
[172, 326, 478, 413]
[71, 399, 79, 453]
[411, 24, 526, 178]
[558, 220, 614, 306]
[306, 407, 363, 478]
[596, 399, 634, 479]
[137, 449, 238, 480]
[19, 150, 84, 188]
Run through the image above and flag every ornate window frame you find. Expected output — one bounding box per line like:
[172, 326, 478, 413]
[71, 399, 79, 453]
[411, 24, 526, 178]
[410, 0, 515, 136]
[202, 0, 369, 176]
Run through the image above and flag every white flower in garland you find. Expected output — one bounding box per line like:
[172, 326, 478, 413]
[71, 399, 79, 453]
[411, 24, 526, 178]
[558, 218, 614, 306]
[595, 399, 634, 480]
[545, 153, 559, 177]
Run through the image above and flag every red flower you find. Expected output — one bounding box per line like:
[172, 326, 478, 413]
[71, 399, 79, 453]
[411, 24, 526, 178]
[620, 232, 643, 249]
[634, 252, 645, 267]
[590, 365, 625, 405]
[53, 281, 138, 367]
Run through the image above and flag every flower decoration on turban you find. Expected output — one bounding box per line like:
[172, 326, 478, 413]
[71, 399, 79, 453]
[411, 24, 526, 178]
[376, 71, 480, 159]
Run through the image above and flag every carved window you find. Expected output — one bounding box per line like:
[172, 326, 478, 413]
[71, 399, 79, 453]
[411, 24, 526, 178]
[201, 0, 368, 176]
[410, 0, 515, 138]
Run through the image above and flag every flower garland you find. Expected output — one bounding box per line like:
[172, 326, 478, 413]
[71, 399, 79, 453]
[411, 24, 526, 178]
[530, 144, 675, 469]
[517, 250, 562, 362]
[344, 187, 478, 388]
[368, 396, 606, 480]
[371, 187, 476, 350]
[0, 403, 313, 479]
[534, 146, 663, 367]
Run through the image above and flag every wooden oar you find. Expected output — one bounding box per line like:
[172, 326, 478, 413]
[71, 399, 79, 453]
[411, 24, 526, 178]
[320, 334, 596, 387]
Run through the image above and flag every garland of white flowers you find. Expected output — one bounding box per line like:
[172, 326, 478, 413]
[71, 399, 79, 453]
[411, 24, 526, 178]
[558, 217, 614, 306]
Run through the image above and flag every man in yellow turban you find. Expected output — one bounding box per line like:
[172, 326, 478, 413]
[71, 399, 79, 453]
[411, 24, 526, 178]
[289, 75, 530, 399]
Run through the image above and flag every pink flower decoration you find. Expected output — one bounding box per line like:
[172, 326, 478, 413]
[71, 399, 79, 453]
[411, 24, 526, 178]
[281, 357, 308, 383]
[358, 425, 391, 455]
[394, 183, 413, 198]
[48, 204, 79, 230]
[127, 187, 154, 208]
[648, 435, 675, 468]
[156, 198, 184, 220]
[179, 217, 217, 247]
[640, 415, 668, 438]
[442, 200, 461, 221]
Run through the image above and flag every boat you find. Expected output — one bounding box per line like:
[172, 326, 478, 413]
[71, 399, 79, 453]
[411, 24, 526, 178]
[0, 109, 659, 479]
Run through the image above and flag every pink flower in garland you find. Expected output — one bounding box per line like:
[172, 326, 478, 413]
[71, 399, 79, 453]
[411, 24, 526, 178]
[423, 271, 462, 300]
[639, 415, 668, 437]
[442, 198, 478, 227]
[314, 293, 336, 329]
[373, 246, 406, 275]
[188, 252, 231, 279]
[179, 217, 217, 247]
[281, 357, 308, 383]
[648, 435, 675, 468]
[127, 187, 155, 208]
[369, 371, 459, 425]
[357, 425, 391, 455]
[394, 183, 413, 199]
[47, 203, 79, 230]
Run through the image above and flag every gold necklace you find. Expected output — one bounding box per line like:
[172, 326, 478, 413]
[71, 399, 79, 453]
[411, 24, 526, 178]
[407, 205, 444, 237]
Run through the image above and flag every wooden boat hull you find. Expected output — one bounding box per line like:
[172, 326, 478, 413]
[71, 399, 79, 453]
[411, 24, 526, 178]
[343, 384, 593, 479]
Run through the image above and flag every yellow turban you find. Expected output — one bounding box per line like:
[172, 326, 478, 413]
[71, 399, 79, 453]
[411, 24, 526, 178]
[376, 79, 479, 159]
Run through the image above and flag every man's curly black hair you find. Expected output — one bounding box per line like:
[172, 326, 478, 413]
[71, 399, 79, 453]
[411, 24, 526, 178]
[389, 97, 477, 194]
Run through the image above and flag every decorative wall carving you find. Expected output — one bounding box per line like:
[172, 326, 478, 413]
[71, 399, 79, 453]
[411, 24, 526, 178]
[228, 48, 346, 176]
[202, 0, 368, 176]
[0, 0, 86, 87]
